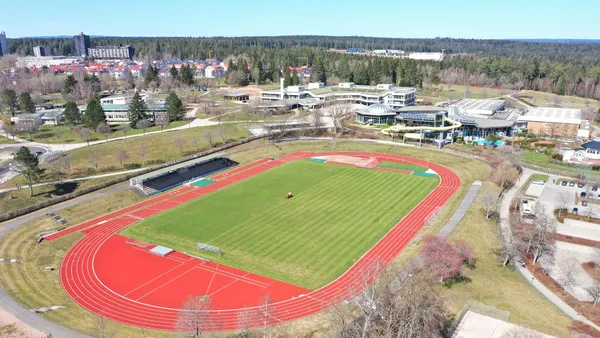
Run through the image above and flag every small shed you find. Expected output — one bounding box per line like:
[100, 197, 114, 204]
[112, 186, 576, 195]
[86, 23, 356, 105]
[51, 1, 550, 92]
[223, 93, 249, 101]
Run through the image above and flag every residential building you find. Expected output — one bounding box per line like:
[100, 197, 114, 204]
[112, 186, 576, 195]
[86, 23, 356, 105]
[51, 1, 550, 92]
[561, 140, 600, 165]
[16, 56, 80, 68]
[88, 45, 134, 60]
[73, 32, 90, 57]
[40, 110, 64, 125]
[205, 65, 225, 78]
[0, 31, 8, 56]
[516, 107, 588, 139]
[33, 46, 51, 57]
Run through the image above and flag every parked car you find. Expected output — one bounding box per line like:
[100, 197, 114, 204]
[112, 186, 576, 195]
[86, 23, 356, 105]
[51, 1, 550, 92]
[581, 192, 587, 198]
[562, 181, 568, 186]
[582, 201, 589, 206]
[569, 182, 576, 187]
[578, 182, 585, 188]
[34, 151, 43, 157]
[593, 186, 598, 192]
[573, 207, 579, 215]
[532, 180, 546, 185]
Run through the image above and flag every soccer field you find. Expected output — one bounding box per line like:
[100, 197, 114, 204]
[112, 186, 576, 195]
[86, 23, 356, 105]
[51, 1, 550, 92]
[121, 160, 439, 289]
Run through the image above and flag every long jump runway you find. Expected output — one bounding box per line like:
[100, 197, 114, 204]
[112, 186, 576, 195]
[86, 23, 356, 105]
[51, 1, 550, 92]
[49, 151, 461, 331]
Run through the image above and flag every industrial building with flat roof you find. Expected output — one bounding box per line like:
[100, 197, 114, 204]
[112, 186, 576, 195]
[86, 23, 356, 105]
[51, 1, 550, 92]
[517, 107, 588, 138]
[448, 99, 505, 117]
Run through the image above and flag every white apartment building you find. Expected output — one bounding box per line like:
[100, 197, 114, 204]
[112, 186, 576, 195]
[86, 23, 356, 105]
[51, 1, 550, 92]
[205, 65, 225, 78]
[16, 56, 80, 68]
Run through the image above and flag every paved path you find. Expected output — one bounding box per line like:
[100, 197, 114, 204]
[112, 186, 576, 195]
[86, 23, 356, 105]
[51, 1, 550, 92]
[499, 170, 600, 332]
[438, 180, 483, 239]
[0, 167, 144, 194]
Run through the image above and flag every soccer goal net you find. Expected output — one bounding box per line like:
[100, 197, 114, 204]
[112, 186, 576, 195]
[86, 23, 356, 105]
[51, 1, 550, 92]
[197, 242, 222, 256]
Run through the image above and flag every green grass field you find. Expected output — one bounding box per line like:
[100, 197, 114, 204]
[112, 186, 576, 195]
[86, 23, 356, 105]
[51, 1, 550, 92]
[121, 160, 438, 289]
[377, 161, 428, 172]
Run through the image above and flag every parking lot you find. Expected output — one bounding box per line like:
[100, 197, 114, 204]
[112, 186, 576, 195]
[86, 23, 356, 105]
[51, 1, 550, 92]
[536, 179, 598, 218]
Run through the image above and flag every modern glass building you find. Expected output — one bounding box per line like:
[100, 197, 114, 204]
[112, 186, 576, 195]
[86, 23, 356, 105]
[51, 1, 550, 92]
[355, 104, 397, 124]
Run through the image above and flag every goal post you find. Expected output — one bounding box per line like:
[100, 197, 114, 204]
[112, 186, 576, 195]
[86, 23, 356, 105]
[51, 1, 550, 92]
[197, 242, 222, 256]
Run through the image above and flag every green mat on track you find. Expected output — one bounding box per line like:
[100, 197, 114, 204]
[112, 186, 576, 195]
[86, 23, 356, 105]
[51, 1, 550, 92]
[191, 179, 216, 187]
[413, 172, 437, 178]
[308, 158, 327, 163]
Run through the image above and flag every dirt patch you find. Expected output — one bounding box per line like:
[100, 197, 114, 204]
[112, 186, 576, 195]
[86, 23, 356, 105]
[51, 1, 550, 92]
[582, 262, 600, 281]
[219, 85, 264, 97]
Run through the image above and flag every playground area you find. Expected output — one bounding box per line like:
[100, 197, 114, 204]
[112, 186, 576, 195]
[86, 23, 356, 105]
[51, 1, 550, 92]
[45, 151, 460, 331]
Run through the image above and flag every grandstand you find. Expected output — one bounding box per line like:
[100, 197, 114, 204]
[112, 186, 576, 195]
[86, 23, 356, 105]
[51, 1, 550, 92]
[130, 154, 237, 197]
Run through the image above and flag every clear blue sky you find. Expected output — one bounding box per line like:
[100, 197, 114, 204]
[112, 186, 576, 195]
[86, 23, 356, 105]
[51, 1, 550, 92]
[2, 0, 598, 39]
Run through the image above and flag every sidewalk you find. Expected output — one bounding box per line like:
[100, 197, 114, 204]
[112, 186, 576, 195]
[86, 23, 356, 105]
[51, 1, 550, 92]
[499, 169, 600, 332]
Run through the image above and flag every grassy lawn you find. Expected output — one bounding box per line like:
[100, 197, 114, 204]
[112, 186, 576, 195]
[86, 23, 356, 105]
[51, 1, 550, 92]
[377, 161, 428, 172]
[59, 124, 250, 177]
[518, 90, 600, 110]
[0, 136, 17, 144]
[121, 160, 438, 289]
[419, 84, 506, 103]
[18, 121, 189, 144]
[0, 175, 130, 217]
[443, 183, 572, 337]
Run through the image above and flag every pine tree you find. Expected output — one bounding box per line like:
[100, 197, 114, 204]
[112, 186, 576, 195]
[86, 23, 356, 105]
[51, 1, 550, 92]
[63, 75, 78, 94]
[283, 67, 292, 87]
[84, 97, 106, 130]
[14, 146, 44, 197]
[144, 65, 159, 86]
[84, 74, 101, 92]
[254, 60, 266, 84]
[19, 92, 36, 114]
[128, 91, 149, 127]
[169, 65, 179, 78]
[236, 57, 250, 86]
[63, 101, 82, 125]
[271, 65, 280, 82]
[1, 89, 19, 116]
[310, 57, 327, 85]
[292, 69, 299, 85]
[555, 77, 566, 96]
[179, 65, 195, 86]
[166, 92, 186, 121]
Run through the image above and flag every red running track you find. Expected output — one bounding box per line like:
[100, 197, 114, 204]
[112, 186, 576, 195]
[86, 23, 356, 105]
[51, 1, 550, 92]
[53, 151, 461, 332]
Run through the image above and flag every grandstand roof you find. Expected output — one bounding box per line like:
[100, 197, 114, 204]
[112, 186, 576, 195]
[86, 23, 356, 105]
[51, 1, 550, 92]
[132, 153, 226, 183]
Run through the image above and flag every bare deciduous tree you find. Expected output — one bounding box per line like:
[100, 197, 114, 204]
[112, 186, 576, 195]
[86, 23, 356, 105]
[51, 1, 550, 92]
[236, 306, 253, 338]
[136, 119, 152, 135]
[73, 126, 92, 146]
[92, 315, 118, 338]
[137, 143, 150, 166]
[556, 256, 579, 291]
[176, 296, 212, 338]
[218, 125, 227, 142]
[203, 130, 214, 148]
[89, 150, 101, 172]
[96, 123, 112, 142]
[479, 191, 498, 220]
[491, 161, 520, 193]
[2, 123, 18, 140]
[113, 149, 129, 169]
[155, 111, 170, 132]
[312, 109, 322, 135]
[118, 123, 129, 138]
[555, 192, 570, 218]
[173, 135, 185, 157]
[531, 204, 556, 265]
[330, 101, 350, 134]
[585, 281, 600, 307]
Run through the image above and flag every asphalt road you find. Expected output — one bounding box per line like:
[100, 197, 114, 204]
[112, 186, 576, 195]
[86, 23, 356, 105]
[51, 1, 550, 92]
[0, 145, 48, 182]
